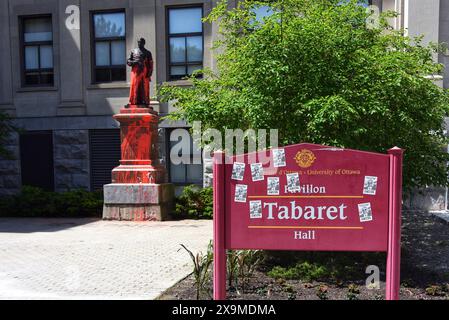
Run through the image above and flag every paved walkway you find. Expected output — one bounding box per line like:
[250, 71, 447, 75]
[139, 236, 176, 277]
[0, 218, 212, 299]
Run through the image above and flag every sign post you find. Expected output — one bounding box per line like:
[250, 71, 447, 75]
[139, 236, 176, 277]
[213, 151, 226, 300]
[386, 147, 404, 300]
[212, 143, 404, 300]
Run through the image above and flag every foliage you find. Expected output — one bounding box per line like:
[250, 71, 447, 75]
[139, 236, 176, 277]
[268, 261, 329, 282]
[425, 284, 447, 297]
[180, 241, 214, 300]
[316, 284, 329, 300]
[226, 250, 263, 293]
[227, 250, 239, 288]
[159, 0, 449, 190]
[265, 251, 385, 282]
[174, 185, 213, 219]
[346, 283, 360, 300]
[0, 186, 103, 217]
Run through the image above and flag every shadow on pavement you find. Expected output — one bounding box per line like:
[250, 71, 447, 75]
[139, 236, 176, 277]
[0, 218, 100, 233]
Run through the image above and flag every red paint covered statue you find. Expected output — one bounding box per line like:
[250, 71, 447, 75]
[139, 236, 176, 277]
[109, 37, 166, 186]
[127, 38, 153, 106]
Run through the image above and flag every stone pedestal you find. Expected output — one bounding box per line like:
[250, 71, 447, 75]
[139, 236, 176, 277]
[103, 104, 174, 221]
[103, 183, 174, 221]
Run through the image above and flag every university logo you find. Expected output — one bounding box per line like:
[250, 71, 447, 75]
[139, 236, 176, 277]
[294, 149, 316, 168]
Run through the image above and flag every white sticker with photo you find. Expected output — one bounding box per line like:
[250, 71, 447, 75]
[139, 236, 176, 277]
[358, 203, 373, 222]
[249, 200, 263, 219]
[363, 176, 378, 195]
[250, 163, 264, 181]
[231, 162, 245, 181]
[272, 149, 286, 167]
[267, 177, 280, 195]
[286, 172, 301, 192]
[234, 184, 248, 203]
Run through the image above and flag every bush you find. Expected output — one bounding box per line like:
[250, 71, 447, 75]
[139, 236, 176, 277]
[268, 261, 329, 282]
[265, 251, 386, 283]
[0, 186, 103, 217]
[174, 185, 213, 219]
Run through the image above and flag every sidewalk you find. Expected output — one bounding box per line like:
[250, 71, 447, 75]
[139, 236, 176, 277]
[0, 218, 212, 299]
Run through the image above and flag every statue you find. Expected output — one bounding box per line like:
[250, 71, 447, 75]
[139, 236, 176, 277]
[127, 38, 153, 106]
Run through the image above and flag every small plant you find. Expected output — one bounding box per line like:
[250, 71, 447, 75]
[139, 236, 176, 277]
[425, 285, 446, 297]
[287, 292, 297, 300]
[174, 185, 213, 219]
[348, 283, 360, 294]
[226, 250, 239, 289]
[236, 250, 263, 293]
[180, 241, 213, 300]
[316, 284, 328, 300]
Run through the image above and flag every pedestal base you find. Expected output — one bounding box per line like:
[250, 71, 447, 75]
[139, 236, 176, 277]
[102, 183, 174, 221]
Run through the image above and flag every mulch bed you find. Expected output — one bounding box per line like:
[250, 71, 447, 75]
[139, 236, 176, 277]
[158, 211, 449, 300]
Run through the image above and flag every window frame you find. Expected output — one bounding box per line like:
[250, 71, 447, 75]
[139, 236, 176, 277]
[166, 4, 204, 81]
[167, 128, 203, 186]
[90, 9, 127, 84]
[19, 14, 54, 87]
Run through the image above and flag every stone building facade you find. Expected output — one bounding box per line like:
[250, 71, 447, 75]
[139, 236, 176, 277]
[0, 0, 448, 210]
[0, 0, 223, 196]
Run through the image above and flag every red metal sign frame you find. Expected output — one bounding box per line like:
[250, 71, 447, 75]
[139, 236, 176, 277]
[213, 143, 403, 300]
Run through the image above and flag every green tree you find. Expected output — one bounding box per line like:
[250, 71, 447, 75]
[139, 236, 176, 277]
[159, 0, 449, 189]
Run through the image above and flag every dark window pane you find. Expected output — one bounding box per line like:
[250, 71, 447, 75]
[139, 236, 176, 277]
[170, 163, 187, 183]
[95, 69, 110, 82]
[94, 12, 125, 38]
[170, 37, 186, 63]
[187, 164, 203, 183]
[186, 36, 202, 62]
[25, 73, 40, 85]
[171, 66, 186, 76]
[24, 17, 52, 42]
[111, 67, 126, 81]
[89, 129, 121, 191]
[20, 131, 54, 191]
[169, 8, 202, 34]
[40, 72, 53, 85]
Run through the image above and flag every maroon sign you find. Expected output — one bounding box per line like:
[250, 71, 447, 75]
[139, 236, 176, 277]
[213, 143, 403, 300]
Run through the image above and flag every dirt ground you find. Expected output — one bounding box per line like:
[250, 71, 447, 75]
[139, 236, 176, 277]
[158, 211, 449, 300]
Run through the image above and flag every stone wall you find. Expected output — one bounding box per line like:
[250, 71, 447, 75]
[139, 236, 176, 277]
[53, 130, 89, 192]
[0, 132, 21, 196]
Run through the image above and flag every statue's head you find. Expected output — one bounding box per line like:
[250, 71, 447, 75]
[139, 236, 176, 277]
[138, 38, 146, 49]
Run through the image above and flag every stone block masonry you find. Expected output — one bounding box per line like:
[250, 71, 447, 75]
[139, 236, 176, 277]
[0, 132, 21, 196]
[53, 130, 89, 192]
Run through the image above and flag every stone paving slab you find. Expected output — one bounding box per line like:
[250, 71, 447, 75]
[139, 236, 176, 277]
[0, 218, 212, 300]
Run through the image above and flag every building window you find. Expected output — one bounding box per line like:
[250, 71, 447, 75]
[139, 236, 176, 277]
[20, 131, 54, 191]
[89, 129, 121, 191]
[167, 6, 203, 80]
[20, 16, 54, 86]
[92, 11, 126, 83]
[169, 129, 203, 185]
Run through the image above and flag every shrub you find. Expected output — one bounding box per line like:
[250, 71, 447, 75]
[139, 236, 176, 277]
[0, 186, 103, 217]
[268, 261, 329, 282]
[174, 185, 213, 219]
